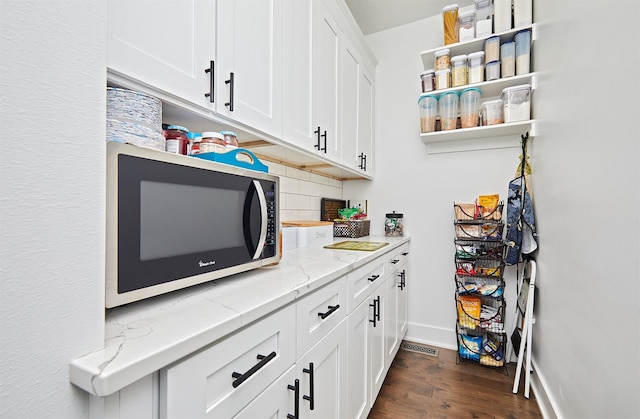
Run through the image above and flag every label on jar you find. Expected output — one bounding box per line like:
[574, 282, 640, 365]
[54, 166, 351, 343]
[200, 142, 226, 154]
[165, 139, 185, 155]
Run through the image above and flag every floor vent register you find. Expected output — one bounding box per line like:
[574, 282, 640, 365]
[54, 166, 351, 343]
[400, 341, 439, 357]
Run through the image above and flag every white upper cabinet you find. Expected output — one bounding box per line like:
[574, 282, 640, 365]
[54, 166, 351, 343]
[340, 36, 360, 171]
[216, 0, 283, 137]
[356, 68, 374, 174]
[107, 0, 217, 111]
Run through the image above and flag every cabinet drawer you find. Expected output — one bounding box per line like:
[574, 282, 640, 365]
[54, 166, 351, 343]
[346, 259, 385, 313]
[296, 277, 347, 358]
[160, 304, 295, 419]
[387, 243, 410, 272]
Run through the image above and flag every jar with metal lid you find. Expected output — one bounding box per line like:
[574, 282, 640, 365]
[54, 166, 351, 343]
[451, 54, 467, 87]
[385, 211, 404, 237]
[200, 131, 226, 153]
[220, 130, 239, 150]
[165, 125, 189, 155]
[434, 48, 451, 71]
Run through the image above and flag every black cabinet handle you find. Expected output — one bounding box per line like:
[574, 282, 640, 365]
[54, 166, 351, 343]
[231, 351, 276, 388]
[287, 378, 300, 419]
[303, 362, 315, 410]
[398, 270, 406, 290]
[204, 60, 215, 103]
[318, 304, 340, 320]
[358, 152, 364, 169]
[369, 298, 377, 327]
[363, 154, 367, 171]
[369, 296, 380, 327]
[321, 130, 327, 153]
[402, 251, 409, 256]
[367, 274, 380, 282]
[225, 72, 234, 111]
[391, 259, 399, 264]
[375, 296, 381, 321]
[313, 127, 321, 150]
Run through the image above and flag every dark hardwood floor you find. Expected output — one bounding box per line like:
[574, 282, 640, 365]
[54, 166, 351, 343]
[369, 345, 543, 418]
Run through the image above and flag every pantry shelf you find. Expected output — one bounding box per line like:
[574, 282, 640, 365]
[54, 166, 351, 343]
[421, 120, 534, 144]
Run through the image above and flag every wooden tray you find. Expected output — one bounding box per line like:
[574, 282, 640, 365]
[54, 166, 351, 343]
[323, 241, 389, 251]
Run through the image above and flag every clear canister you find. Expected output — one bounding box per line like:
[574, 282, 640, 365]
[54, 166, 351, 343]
[481, 99, 504, 125]
[442, 4, 459, 45]
[165, 125, 189, 155]
[515, 29, 532, 75]
[420, 69, 436, 92]
[475, 0, 493, 37]
[486, 60, 500, 81]
[200, 131, 226, 153]
[384, 211, 404, 237]
[494, 0, 512, 33]
[501, 84, 531, 122]
[459, 87, 482, 128]
[484, 36, 500, 63]
[434, 48, 451, 71]
[467, 51, 485, 84]
[220, 130, 238, 150]
[458, 11, 476, 42]
[439, 91, 459, 131]
[435, 68, 451, 90]
[451, 54, 467, 87]
[501, 41, 516, 78]
[514, 0, 533, 28]
[419, 93, 439, 133]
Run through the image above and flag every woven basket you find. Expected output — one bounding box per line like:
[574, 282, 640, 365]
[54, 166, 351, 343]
[333, 220, 370, 238]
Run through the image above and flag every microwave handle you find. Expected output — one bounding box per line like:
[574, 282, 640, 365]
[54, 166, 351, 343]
[252, 180, 268, 260]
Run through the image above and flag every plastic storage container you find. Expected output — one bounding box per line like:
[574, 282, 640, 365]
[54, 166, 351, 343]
[442, 4, 459, 45]
[419, 93, 439, 133]
[501, 84, 531, 122]
[515, 29, 532, 75]
[458, 11, 476, 42]
[420, 70, 436, 92]
[384, 211, 404, 237]
[435, 68, 451, 90]
[200, 131, 226, 153]
[434, 48, 451, 71]
[493, 0, 512, 33]
[439, 91, 459, 131]
[475, 0, 493, 37]
[486, 60, 500, 80]
[451, 55, 468, 87]
[501, 42, 516, 78]
[485, 36, 500, 62]
[165, 125, 189, 155]
[220, 130, 239, 150]
[467, 51, 485, 84]
[514, 0, 533, 28]
[460, 88, 482, 128]
[481, 99, 504, 125]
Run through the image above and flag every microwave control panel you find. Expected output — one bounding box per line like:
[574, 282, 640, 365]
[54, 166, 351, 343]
[264, 186, 277, 258]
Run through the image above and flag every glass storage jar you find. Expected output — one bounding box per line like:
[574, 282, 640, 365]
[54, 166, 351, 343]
[384, 211, 404, 237]
[200, 132, 226, 153]
[220, 130, 238, 150]
[165, 125, 189, 155]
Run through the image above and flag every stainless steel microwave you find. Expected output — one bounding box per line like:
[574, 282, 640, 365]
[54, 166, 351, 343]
[106, 142, 279, 308]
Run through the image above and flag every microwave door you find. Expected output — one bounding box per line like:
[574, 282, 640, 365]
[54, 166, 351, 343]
[244, 180, 268, 259]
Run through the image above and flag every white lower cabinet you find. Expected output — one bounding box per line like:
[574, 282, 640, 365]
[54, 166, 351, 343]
[233, 366, 297, 419]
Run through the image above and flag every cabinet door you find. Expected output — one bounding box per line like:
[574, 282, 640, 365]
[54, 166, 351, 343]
[356, 69, 374, 174]
[346, 296, 371, 419]
[340, 36, 360, 171]
[216, 0, 283, 137]
[233, 366, 297, 419]
[298, 319, 348, 419]
[369, 283, 387, 406]
[312, 1, 341, 162]
[107, 0, 216, 111]
[282, 0, 314, 150]
[384, 270, 399, 365]
[398, 265, 409, 340]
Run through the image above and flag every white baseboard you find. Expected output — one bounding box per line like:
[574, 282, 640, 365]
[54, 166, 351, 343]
[530, 358, 560, 419]
[405, 322, 457, 351]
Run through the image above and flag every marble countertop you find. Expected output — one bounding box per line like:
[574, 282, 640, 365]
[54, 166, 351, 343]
[69, 235, 410, 397]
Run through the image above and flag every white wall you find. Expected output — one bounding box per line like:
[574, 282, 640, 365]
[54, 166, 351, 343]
[346, 1, 640, 418]
[0, 1, 106, 418]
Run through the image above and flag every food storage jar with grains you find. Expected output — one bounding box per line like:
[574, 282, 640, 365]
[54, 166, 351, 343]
[220, 130, 239, 150]
[200, 131, 226, 153]
[420, 70, 436, 92]
[451, 55, 468, 87]
[419, 93, 439, 133]
[486, 60, 500, 80]
[515, 29, 532, 75]
[481, 99, 504, 125]
[493, 0, 512, 33]
[435, 68, 451, 90]
[485, 36, 500, 62]
[500, 41, 515, 77]
[513, 0, 532, 28]
[501, 84, 531, 122]
[165, 125, 189, 155]
[458, 11, 476, 42]
[442, 4, 459, 45]
[384, 211, 404, 237]
[460, 88, 482, 128]
[434, 48, 451, 70]
[439, 91, 459, 131]
[467, 51, 485, 84]
[475, 0, 493, 37]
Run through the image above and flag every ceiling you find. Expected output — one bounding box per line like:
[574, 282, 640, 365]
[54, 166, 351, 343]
[345, 0, 474, 35]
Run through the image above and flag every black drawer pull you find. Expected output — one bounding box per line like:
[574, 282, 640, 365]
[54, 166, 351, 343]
[318, 304, 340, 320]
[287, 379, 300, 419]
[231, 351, 276, 388]
[402, 251, 409, 256]
[368, 274, 380, 282]
[369, 296, 380, 327]
[303, 362, 314, 410]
